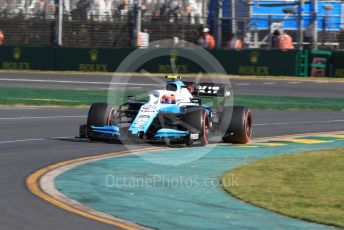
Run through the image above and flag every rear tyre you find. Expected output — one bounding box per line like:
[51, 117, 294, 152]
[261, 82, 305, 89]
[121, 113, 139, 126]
[221, 106, 252, 144]
[182, 107, 208, 146]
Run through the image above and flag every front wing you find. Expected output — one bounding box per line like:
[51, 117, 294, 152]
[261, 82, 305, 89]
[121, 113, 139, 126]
[82, 112, 203, 143]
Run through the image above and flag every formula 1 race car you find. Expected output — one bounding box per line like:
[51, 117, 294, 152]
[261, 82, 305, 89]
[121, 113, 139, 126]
[79, 76, 252, 146]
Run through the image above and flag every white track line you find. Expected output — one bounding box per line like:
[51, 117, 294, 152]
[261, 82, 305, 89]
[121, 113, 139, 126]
[262, 82, 276, 85]
[235, 83, 251, 86]
[0, 136, 72, 144]
[0, 107, 38, 110]
[0, 78, 159, 86]
[255, 120, 344, 126]
[0, 115, 86, 120]
[0, 138, 45, 144]
[99, 86, 145, 90]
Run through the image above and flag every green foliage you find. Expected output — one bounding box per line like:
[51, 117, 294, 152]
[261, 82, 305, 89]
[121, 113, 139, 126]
[223, 148, 344, 228]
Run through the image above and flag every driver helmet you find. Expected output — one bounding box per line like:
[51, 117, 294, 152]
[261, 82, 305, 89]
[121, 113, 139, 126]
[161, 94, 176, 104]
[186, 83, 196, 94]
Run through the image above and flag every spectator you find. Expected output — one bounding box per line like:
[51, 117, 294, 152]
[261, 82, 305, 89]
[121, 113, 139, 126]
[225, 33, 243, 50]
[197, 27, 215, 49]
[187, 0, 198, 24]
[63, 0, 70, 13]
[170, 0, 180, 23]
[0, 30, 4, 45]
[272, 30, 294, 50]
[160, 2, 167, 17]
[186, 2, 194, 23]
[141, 2, 147, 18]
[280, 31, 294, 50]
[29, 0, 45, 15]
[305, 24, 314, 49]
[272, 30, 281, 48]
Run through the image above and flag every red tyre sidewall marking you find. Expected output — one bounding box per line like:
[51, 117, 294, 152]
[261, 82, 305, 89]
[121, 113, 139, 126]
[203, 112, 208, 144]
[107, 108, 115, 126]
[244, 110, 252, 142]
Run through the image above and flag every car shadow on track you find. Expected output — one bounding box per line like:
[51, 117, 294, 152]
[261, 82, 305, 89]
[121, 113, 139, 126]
[51, 137, 209, 148]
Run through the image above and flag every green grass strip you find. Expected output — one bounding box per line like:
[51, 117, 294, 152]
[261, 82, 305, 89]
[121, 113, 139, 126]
[0, 87, 343, 111]
[222, 148, 344, 228]
[234, 95, 344, 111]
[0, 87, 131, 107]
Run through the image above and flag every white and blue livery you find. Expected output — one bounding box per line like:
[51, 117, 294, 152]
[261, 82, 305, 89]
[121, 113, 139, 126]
[79, 76, 253, 146]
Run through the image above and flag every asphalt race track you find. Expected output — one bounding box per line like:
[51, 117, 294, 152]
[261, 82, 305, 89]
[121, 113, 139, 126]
[1, 72, 344, 98]
[0, 72, 343, 230]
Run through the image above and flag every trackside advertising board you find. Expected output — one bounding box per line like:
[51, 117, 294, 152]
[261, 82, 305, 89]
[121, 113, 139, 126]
[0, 46, 54, 70]
[332, 52, 344, 78]
[0, 46, 334, 77]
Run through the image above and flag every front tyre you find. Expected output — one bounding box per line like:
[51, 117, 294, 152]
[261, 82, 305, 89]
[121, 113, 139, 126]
[79, 124, 87, 138]
[87, 103, 116, 140]
[87, 103, 115, 127]
[221, 106, 252, 144]
[182, 107, 208, 146]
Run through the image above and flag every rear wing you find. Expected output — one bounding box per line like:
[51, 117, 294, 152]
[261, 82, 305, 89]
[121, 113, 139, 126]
[184, 82, 231, 97]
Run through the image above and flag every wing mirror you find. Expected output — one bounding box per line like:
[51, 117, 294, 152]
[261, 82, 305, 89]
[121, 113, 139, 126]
[127, 96, 136, 101]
